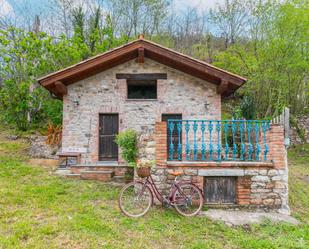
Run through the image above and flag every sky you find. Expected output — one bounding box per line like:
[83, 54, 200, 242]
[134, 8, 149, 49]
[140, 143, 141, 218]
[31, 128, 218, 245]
[0, 0, 13, 17]
[1, 0, 222, 18]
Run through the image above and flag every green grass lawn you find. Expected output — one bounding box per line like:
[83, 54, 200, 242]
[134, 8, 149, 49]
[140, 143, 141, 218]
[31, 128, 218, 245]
[0, 131, 308, 249]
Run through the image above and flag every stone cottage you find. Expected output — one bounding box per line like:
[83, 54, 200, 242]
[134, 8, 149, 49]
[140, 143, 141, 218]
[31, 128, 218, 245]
[38, 36, 289, 213]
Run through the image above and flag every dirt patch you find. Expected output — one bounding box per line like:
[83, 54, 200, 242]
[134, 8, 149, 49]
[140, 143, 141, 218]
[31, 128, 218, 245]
[28, 158, 59, 169]
[302, 175, 309, 184]
[201, 210, 300, 226]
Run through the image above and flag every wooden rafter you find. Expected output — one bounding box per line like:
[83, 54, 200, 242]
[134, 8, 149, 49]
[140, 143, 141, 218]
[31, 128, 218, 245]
[217, 79, 229, 94]
[54, 81, 68, 95]
[137, 47, 144, 63]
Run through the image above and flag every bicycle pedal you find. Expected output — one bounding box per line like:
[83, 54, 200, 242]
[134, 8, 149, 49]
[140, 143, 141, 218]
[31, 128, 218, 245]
[162, 198, 171, 208]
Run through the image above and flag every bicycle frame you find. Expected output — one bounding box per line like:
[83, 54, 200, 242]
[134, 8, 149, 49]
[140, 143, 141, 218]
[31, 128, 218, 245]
[137, 175, 201, 206]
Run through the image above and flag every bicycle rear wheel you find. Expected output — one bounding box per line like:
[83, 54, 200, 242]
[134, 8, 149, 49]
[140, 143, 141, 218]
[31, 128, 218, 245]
[173, 183, 203, 217]
[118, 182, 153, 218]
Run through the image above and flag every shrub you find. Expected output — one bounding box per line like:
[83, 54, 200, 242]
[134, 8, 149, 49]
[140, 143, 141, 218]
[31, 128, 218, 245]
[46, 123, 62, 146]
[115, 129, 138, 167]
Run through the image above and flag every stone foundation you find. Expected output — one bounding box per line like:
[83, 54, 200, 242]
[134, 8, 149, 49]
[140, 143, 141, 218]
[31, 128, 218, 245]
[150, 166, 289, 213]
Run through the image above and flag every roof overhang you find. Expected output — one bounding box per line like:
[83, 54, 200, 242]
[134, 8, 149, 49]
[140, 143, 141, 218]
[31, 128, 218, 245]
[38, 38, 247, 99]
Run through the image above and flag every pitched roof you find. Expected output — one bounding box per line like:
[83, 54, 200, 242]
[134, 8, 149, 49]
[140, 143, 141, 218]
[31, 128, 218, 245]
[38, 37, 246, 98]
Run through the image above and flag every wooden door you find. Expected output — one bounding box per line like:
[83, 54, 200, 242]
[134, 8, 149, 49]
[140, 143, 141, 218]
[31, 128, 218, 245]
[204, 177, 236, 204]
[99, 114, 119, 161]
[162, 114, 182, 160]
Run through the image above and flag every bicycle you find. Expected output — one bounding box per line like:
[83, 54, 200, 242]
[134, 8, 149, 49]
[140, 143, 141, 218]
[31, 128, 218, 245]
[118, 171, 203, 217]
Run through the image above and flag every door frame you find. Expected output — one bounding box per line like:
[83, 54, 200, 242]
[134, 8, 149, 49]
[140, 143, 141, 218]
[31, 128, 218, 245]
[162, 113, 182, 160]
[98, 113, 119, 161]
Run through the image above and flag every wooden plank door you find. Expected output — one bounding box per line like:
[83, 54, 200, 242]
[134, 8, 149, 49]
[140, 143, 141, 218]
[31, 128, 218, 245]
[162, 114, 182, 160]
[204, 177, 236, 204]
[99, 114, 119, 161]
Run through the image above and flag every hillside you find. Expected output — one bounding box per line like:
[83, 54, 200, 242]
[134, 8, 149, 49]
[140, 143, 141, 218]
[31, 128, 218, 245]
[0, 128, 308, 248]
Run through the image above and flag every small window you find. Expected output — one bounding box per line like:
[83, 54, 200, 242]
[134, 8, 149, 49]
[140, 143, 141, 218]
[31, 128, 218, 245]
[127, 80, 157, 99]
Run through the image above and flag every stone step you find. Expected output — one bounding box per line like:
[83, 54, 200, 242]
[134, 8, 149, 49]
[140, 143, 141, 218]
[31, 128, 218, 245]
[69, 165, 127, 174]
[80, 170, 113, 182]
[55, 169, 71, 176]
[65, 173, 81, 179]
[113, 175, 126, 183]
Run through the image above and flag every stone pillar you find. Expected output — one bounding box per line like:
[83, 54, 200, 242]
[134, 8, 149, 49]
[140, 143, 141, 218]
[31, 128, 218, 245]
[266, 124, 290, 213]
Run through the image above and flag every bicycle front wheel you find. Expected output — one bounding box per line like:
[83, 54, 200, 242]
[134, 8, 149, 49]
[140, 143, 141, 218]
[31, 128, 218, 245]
[118, 182, 153, 218]
[173, 183, 203, 217]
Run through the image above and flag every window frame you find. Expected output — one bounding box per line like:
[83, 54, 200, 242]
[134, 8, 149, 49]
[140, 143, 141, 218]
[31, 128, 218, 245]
[126, 79, 158, 100]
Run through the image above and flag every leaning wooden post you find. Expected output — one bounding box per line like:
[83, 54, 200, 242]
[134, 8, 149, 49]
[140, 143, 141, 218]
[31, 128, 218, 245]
[284, 107, 290, 147]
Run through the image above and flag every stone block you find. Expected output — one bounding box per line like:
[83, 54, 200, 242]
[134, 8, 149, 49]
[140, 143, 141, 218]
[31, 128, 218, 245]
[272, 175, 283, 181]
[263, 198, 275, 205]
[251, 188, 271, 193]
[244, 169, 259, 176]
[274, 181, 286, 189]
[251, 175, 270, 182]
[268, 169, 279, 176]
[266, 192, 279, 198]
[184, 169, 198, 175]
[198, 169, 244, 176]
[251, 182, 266, 189]
[274, 199, 282, 205]
[250, 199, 262, 205]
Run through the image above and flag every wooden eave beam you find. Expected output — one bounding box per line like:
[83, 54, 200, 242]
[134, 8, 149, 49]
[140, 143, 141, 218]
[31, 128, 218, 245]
[217, 79, 229, 94]
[116, 73, 167, 80]
[54, 81, 68, 95]
[136, 47, 144, 63]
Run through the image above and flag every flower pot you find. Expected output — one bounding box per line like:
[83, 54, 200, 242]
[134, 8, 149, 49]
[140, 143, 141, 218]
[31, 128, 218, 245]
[136, 167, 151, 178]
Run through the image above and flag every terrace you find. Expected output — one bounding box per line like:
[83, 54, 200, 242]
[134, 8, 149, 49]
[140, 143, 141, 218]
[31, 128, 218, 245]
[166, 119, 271, 163]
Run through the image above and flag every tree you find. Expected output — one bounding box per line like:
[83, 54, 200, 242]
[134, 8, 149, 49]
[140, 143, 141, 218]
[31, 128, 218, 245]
[209, 0, 249, 48]
[106, 0, 170, 38]
[0, 27, 84, 130]
[214, 0, 309, 117]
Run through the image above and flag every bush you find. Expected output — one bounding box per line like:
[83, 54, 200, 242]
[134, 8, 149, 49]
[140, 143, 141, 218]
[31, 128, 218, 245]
[233, 96, 255, 120]
[115, 129, 138, 167]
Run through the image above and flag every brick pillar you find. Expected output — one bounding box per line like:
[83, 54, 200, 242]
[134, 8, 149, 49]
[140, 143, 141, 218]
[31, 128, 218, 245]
[267, 124, 286, 169]
[155, 122, 167, 167]
[237, 176, 251, 205]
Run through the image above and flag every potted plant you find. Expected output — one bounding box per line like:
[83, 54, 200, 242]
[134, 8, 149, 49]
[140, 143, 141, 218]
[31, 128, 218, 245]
[115, 129, 138, 181]
[136, 159, 154, 178]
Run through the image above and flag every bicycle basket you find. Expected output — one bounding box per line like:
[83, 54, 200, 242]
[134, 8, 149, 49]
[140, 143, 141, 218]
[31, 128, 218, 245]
[136, 167, 151, 178]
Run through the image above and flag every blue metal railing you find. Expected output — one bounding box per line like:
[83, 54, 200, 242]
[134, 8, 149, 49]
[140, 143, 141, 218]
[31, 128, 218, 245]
[167, 119, 271, 162]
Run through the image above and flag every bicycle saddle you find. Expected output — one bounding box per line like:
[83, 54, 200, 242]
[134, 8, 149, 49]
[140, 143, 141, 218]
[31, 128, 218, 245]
[170, 171, 184, 176]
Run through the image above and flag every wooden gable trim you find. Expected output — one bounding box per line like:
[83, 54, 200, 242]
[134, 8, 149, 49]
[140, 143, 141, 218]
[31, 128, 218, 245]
[38, 38, 247, 97]
[39, 41, 141, 86]
[142, 41, 244, 86]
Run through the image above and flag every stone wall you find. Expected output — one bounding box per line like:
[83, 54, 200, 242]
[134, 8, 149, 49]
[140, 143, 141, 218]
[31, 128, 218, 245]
[29, 135, 59, 159]
[152, 122, 290, 213]
[62, 58, 221, 164]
